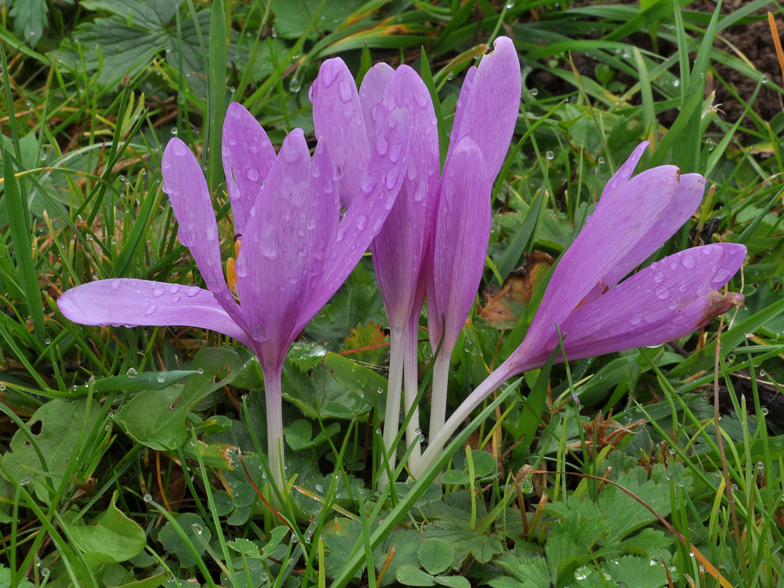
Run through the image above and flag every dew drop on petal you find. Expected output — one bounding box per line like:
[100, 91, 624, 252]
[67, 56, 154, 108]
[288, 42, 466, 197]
[630, 314, 643, 325]
[654, 272, 664, 283]
[171, 296, 181, 303]
[682, 254, 696, 269]
[153, 287, 165, 297]
[111, 279, 121, 290]
[172, 142, 188, 157]
[356, 215, 368, 230]
[145, 305, 157, 315]
[385, 168, 399, 189]
[338, 80, 353, 103]
[376, 134, 389, 156]
[188, 286, 201, 297]
[247, 168, 259, 181]
[656, 285, 670, 300]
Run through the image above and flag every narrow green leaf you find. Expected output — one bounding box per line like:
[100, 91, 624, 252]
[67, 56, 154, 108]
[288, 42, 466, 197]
[207, 0, 227, 192]
[3, 149, 45, 342]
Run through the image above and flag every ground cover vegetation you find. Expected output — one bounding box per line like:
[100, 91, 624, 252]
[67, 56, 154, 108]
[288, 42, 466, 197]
[0, 0, 782, 586]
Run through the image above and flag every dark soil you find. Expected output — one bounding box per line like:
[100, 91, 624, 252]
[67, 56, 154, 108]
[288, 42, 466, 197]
[529, 0, 784, 136]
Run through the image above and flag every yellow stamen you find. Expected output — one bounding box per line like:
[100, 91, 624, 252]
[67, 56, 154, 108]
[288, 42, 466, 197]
[227, 257, 237, 294]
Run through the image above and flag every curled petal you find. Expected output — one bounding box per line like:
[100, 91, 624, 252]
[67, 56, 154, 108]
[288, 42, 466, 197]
[57, 279, 253, 348]
[296, 108, 411, 333]
[222, 103, 277, 235]
[235, 129, 311, 359]
[311, 58, 370, 207]
[550, 243, 746, 362]
[428, 136, 491, 353]
[162, 139, 245, 330]
[449, 37, 521, 182]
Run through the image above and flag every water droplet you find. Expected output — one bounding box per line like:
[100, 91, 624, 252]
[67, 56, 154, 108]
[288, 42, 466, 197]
[376, 134, 389, 156]
[172, 142, 188, 158]
[111, 279, 121, 290]
[338, 80, 353, 103]
[126, 368, 137, 378]
[654, 271, 664, 283]
[630, 314, 642, 325]
[656, 285, 670, 300]
[153, 287, 165, 297]
[682, 254, 696, 269]
[385, 168, 399, 189]
[247, 168, 259, 181]
[145, 305, 157, 316]
[41, 568, 50, 578]
[546, 150, 554, 160]
[762, 75, 769, 84]
[598, 156, 605, 164]
[356, 215, 368, 230]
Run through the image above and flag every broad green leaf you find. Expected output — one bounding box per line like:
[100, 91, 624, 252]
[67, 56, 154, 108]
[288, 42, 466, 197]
[283, 360, 374, 420]
[424, 523, 503, 567]
[113, 348, 241, 451]
[418, 539, 453, 575]
[8, 0, 48, 47]
[66, 490, 147, 563]
[344, 321, 388, 365]
[395, 565, 436, 587]
[544, 513, 613, 584]
[1, 398, 101, 502]
[489, 554, 550, 588]
[271, 0, 365, 39]
[158, 512, 210, 568]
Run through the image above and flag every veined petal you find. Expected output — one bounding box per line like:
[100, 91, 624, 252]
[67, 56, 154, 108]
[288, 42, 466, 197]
[449, 37, 520, 182]
[222, 103, 277, 235]
[235, 129, 312, 358]
[57, 279, 253, 348]
[552, 243, 746, 361]
[295, 108, 411, 334]
[447, 66, 476, 162]
[603, 173, 705, 287]
[371, 65, 440, 328]
[359, 63, 394, 147]
[161, 139, 245, 330]
[428, 137, 491, 353]
[307, 141, 341, 290]
[514, 163, 682, 366]
[311, 58, 370, 207]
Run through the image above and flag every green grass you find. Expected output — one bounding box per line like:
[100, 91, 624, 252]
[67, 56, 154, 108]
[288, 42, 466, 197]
[1, 0, 784, 587]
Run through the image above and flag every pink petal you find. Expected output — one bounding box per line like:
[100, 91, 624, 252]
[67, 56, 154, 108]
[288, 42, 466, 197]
[603, 173, 705, 287]
[446, 66, 476, 164]
[57, 279, 253, 348]
[371, 65, 440, 328]
[161, 139, 245, 330]
[511, 162, 682, 368]
[359, 63, 394, 147]
[449, 37, 520, 182]
[307, 141, 341, 291]
[428, 136, 491, 353]
[222, 103, 277, 236]
[311, 58, 370, 207]
[549, 243, 746, 362]
[296, 108, 411, 333]
[235, 129, 312, 360]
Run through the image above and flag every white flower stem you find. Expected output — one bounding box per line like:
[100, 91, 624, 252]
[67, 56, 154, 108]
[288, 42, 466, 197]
[264, 369, 285, 506]
[403, 320, 422, 470]
[415, 362, 513, 479]
[428, 352, 451, 449]
[380, 326, 405, 488]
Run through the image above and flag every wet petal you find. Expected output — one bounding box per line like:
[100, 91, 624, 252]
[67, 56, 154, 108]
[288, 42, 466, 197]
[57, 279, 252, 348]
[555, 243, 746, 361]
[371, 65, 440, 328]
[311, 58, 371, 207]
[161, 139, 245, 330]
[295, 108, 411, 333]
[428, 136, 491, 353]
[603, 173, 705, 287]
[445, 66, 476, 164]
[359, 63, 394, 147]
[449, 37, 520, 181]
[222, 102, 277, 235]
[235, 129, 311, 359]
[307, 141, 341, 290]
[512, 163, 682, 366]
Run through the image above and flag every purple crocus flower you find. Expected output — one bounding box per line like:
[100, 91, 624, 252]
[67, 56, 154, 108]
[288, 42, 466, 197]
[58, 102, 411, 496]
[311, 38, 521, 475]
[412, 142, 746, 477]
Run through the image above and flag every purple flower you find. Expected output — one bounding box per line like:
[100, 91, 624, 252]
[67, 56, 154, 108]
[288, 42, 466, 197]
[58, 102, 411, 496]
[412, 142, 746, 477]
[311, 38, 521, 475]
